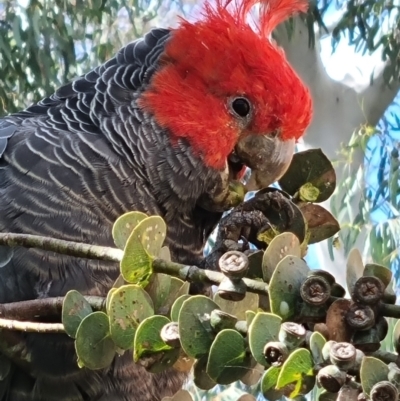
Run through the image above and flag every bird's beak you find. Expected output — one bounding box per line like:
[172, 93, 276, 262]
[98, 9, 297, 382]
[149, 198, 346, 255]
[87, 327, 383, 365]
[234, 134, 295, 191]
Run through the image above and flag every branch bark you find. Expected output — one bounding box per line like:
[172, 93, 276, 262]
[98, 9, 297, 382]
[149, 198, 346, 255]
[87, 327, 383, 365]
[0, 232, 269, 296]
[0, 319, 64, 333]
[0, 233, 123, 263]
[0, 296, 106, 321]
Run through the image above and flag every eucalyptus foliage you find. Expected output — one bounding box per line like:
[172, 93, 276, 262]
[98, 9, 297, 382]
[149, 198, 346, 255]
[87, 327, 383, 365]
[1, 0, 400, 114]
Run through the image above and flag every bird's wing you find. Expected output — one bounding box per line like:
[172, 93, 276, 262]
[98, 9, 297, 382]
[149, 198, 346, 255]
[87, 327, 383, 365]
[0, 28, 189, 401]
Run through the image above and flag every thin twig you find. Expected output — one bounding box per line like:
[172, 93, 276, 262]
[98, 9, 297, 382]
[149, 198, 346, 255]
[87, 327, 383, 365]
[0, 233, 123, 263]
[153, 259, 269, 295]
[0, 318, 64, 333]
[369, 350, 400, 367]
[380, 303, 400, 319]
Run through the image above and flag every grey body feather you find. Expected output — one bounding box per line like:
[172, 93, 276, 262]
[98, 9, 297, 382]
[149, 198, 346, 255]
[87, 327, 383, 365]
[0, 28, 222, 400]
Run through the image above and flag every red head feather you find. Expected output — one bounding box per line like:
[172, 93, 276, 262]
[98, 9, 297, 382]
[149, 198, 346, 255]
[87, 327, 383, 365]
[139, 0, 312, 170]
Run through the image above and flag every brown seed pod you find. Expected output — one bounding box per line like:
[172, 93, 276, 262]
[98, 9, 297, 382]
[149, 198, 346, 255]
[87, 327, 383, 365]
[278, 322, 307, 350]
[219, 251, 249, 280]
[345, 304, 375, 331]
[370, 381, 399, 401]
[263, 341, 289, 367]
[329, 342, 356, 371]
[317, 365, 347, 393]
[307, 269, 336, 286]
[216, 277, 246, 301]
[331, 283, 346, 298]
[376, 317, 389, 341]
[300, 276, 331, 306]
[160, 322, 180, 348]
[352, 276, 384, 305]
[351, 328, 381, 352]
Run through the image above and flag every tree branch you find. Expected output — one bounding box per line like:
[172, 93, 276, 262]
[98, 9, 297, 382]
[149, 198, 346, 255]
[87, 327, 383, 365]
[369, 350, 400, 367]
[0, 232, 269, 297]
[153, 259, 269, 295]
[362, 61, 400, 126]
[275, 16, 399, 160]
[0, 233, 123, 263]
[0, 319, 64, 333]
[0, 296, 106, 321]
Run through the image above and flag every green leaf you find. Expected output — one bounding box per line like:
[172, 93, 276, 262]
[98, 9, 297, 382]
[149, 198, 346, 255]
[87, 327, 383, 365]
[269, 255, 309, 320]
[75, 312, 116, 370]
[364, 263, 392, 288]
[309, 332, 326, 365]
[158, 246, 171, 261]
[213, 292, 259, 321]
[108, 285, 154, 350]
[145, 274, 188, 316]
[261, 366, 283, 400]
[193, 355, 217, 390]
[262, 232, 301, 282]
[299, 204, 340, 245]
[133, 315, 180, 373]
[120, 216, 167, 285]
[163, 279, 190, 315]
[278, 149, 336, 202]
[245, 310, 256, 327]
[178, 296, 219, 358]
[360, 356, 389, 396]
[106, 288, 118, 313]
[346, 248, 365, 293]
[62, 290, 93, 338]
[393, 319, 400, 353]
[206, 329, 251, 385]
[135, 216, 167, 257]
[240, 361, 264, 386]
[133, 315, 172, 361]
[145, 273, 172, 314]
[112, 211, 147, 250]
[121, 238, 152, 285]
[170, 294, 191, 322]
[246, 250, 264, 279]
[145, 348, 181, 374]
[276, 348, 315, 398]
[248, 312, 282, 366]
[12, 17, 22, 49]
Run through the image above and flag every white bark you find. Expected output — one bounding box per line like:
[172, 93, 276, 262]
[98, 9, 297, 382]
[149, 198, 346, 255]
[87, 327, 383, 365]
[274, 17, 400, 286]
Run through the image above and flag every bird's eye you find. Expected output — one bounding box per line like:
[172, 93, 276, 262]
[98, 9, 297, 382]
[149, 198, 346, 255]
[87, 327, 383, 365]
[230, 97, 251, 118]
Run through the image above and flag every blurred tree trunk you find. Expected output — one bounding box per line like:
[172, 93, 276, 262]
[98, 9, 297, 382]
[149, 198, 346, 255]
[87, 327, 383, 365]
[274, 16, 400, 285]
